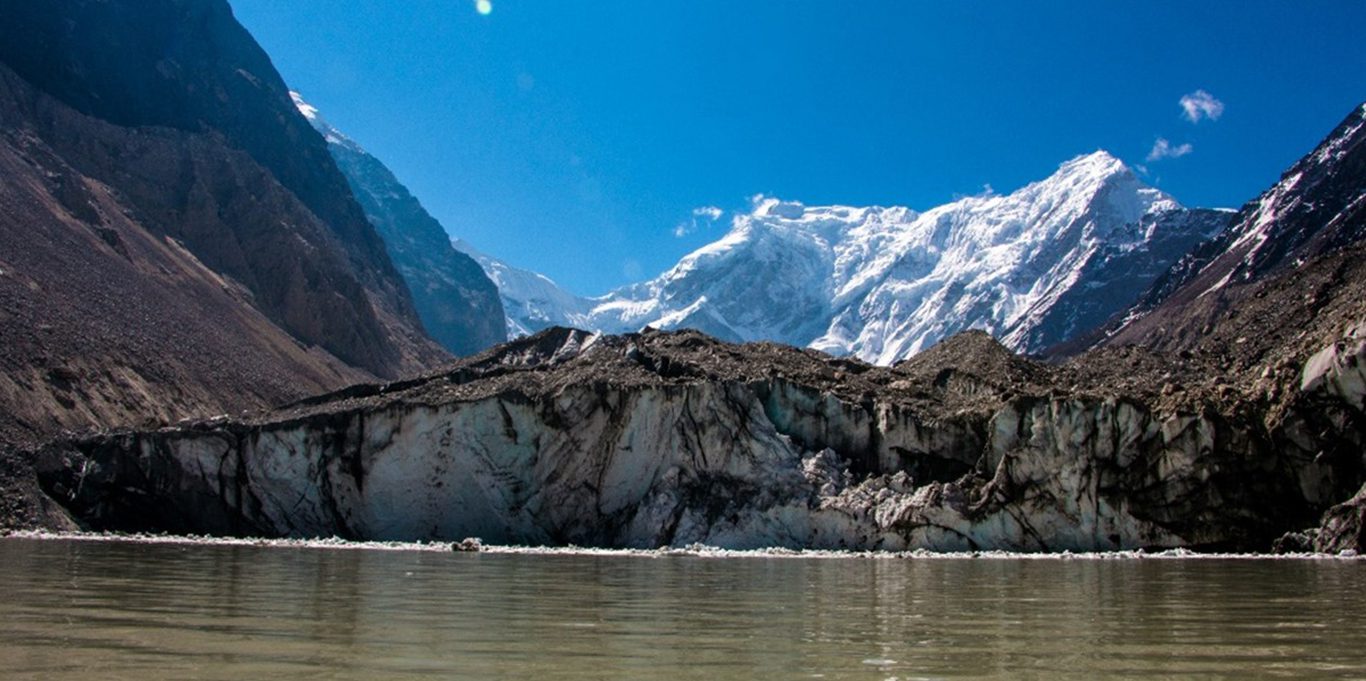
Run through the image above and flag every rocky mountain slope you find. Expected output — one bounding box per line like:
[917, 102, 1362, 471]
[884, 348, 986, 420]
[0, 0, 469, 527]
[293, 94, 506, 356]
[472, 152, 1228, 363]
[0, 0, 446, 378]
[1096, 103, 1366, 354]
[0, 62, 371, 527]
[0, 67, 374, 443]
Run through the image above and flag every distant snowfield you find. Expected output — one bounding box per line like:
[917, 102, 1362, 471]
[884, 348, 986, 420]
[460, 151, 1229, 363]
[7, 531, 1360, 560]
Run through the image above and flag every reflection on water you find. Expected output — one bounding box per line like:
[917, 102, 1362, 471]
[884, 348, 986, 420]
[1, 538, 1364, 679]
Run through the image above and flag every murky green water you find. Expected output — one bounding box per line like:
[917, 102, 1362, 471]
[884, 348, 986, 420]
[1, 538, 1364, 679]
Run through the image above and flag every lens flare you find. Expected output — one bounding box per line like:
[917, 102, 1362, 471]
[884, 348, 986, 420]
[475, 0, 492, 15]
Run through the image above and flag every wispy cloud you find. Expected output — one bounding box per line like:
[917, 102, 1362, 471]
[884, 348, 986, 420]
[673, 205, 724, 237]
[951, 184, 997, 201]
[1179, 90, 1224, 123]
[693, 206, 723, 221]
[1147, 137, 1193, 162]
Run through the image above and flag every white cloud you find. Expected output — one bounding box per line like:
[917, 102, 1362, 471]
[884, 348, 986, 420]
[1147, 137, 1193, 162]
[673, 205, 724, 237]
[952, 184, 997, 201]
[692, 206, 723, 221]
[1180, 90, 1224, 123]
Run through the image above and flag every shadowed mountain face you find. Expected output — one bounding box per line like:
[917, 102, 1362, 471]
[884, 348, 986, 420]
[292, 94, 507, 357]
[1096, 103, 1366, 355]
[0, 0, 491, 456]
[0, 0, 384, 264]
[0, 65, 373, 447]
[0, 0, 447, 377]
[0, 0, 459, 528]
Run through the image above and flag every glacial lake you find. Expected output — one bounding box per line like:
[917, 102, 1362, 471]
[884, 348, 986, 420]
[1, 538, 1364, 679]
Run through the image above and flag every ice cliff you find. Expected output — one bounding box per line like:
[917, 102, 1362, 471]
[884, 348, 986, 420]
[35, 326, 1366, 552]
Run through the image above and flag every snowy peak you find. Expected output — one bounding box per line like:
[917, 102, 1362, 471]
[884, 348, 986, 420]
[290, 91, 365, 154]
[531, 149, 1224, 364]
[1010, 150, 1178, 225]
[1021, 150, 1135, 199]
[1049, 149, 1130, 187]
[451, 238, 595, 338]
[289, 90, 319, 122]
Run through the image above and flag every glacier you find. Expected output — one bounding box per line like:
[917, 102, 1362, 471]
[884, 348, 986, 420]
[34, 326, 1366, 552]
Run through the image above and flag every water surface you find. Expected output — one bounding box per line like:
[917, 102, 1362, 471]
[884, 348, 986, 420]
[2, 538, 1364, 679]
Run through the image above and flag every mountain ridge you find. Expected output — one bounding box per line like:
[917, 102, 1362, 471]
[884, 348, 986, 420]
[466, 150, 1228, 363]
[0, 0, 449, 377]
[1095, 101, 1366, 355]
[291, 92, 507, 356]
[0, 62, 372, 448]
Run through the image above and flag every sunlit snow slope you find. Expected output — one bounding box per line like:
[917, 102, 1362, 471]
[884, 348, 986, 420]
[472, 152, 1229, 363]
[451, 239, 595, 338]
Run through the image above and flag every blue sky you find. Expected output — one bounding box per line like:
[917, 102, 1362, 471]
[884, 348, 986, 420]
[231, 1, 1366, 296]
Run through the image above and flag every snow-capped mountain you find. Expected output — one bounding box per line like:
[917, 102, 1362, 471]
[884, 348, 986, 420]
[488, 151, 1220, 363]
[451, 239, 595, 338]
[293, 93, 1229, 365]
[292, 93, 506, 356]
[589, 153, 1229, 362]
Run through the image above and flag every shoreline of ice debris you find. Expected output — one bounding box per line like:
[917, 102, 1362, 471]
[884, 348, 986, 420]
[2, 530, 1361, 561]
